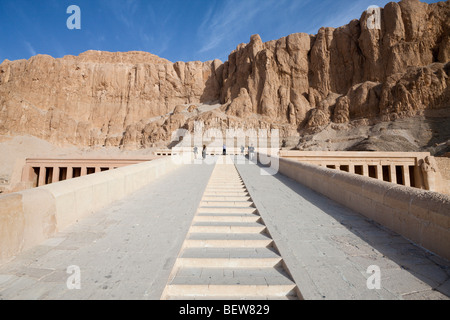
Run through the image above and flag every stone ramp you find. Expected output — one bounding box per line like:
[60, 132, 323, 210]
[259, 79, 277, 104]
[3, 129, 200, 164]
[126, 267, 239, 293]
[161, 159, 300, 300]
[1, 155, 448, 300]
[235, 159, 450, 300]
[0, 163, 216, 300]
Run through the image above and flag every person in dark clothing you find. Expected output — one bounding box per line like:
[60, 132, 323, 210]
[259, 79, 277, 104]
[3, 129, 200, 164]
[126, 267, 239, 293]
[248, 144, 255, 160]
[202, 145, 207, 160]
[223, 144, 227, 156]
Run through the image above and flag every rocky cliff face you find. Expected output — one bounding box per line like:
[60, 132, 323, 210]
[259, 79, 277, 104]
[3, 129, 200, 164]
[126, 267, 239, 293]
[0, 0, 449, 151]
[220, 0, 449, 128]
[0, 50, 223, 147]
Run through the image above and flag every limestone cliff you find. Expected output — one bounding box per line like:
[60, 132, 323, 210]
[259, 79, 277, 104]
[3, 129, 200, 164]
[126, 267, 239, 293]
[0, 50, 222, 147]
[0, 0, 449, 151]
[220, 0, 449, 128]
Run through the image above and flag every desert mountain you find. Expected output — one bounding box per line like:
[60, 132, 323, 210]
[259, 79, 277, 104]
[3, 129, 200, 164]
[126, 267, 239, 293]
[0, 0, 449, 154]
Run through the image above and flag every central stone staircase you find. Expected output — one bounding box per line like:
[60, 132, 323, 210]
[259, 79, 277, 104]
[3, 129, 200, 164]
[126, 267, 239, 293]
[161, 158, 300, 300]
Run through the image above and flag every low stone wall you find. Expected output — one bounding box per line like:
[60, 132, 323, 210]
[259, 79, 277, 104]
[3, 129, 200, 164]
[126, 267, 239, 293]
[0, 157, 181, 263]
[276, 157, 450, 261]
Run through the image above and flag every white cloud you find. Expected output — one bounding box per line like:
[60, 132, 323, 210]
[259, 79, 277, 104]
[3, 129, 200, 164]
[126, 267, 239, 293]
[24, 41, 36, 57]
[197, 0, 274, 54]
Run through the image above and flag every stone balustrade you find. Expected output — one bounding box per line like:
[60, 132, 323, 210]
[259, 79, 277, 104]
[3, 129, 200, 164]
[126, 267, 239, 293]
[20, 158, 156, 189]
[271, 155, 450, 260]
[0, 157, 181, 263]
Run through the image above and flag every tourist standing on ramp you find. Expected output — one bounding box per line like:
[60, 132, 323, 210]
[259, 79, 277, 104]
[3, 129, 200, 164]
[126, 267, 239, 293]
[249, 144, 255, 160]
[193, 146, 198, 159]
[202, 145, 207, 160]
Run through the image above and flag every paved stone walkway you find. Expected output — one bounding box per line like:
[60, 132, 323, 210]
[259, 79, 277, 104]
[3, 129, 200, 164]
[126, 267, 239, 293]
[0, 156, 449, 300]
[235, 158, 450, 300]
[0, 161, 216, 300]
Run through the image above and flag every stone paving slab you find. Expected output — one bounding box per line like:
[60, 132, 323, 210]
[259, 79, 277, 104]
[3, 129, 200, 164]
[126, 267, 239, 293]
[235, 159, 450, 300]
[0, 161, 216, 300]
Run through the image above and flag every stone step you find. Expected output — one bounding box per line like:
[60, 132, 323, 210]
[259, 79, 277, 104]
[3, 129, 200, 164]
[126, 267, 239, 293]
[204, 192, 250, 197]
[197, 207, 257, 214]
[202, 196, 252, 201]
[175, 257, 282, 268]
[206, 188, 247, 192]
[208, 182, 243, 185]
[164, 284, 297, 298]
[161, 161, 300, 300]
[196, 211, 260, 217]
[194, 214, 261, 223]
[167, 267, 297, 296]
[171, 267, 295, 285]
[187, 232, 272, 241]
[200, 201, 255, 208]
[190, 222, 266, 234]
[207, 181, 244, 185]
[179, 247, 281, 260]
[184, 238, 273, 248]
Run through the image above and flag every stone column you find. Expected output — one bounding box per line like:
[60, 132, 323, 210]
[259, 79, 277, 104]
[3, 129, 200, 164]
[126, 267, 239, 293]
[52, 167, 60, 184]
[67, 167, 73, 179]
[95, 167, 101, 173]
[81, 167, 87, 176]
[376, 165, 383, 180]
[403, 165, 410, 187]
[38, 166, 46, 187]
[362, 165, 368, 177]
[389, 166, 397, 184]
[349, 164, 355, 174]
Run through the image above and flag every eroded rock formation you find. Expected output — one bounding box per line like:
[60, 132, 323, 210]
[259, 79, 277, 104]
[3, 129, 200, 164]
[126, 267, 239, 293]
[0, 0, 449, 150]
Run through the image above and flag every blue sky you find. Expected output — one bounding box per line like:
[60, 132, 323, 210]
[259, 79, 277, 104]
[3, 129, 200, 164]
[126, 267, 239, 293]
[0, 0, 441, 64]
